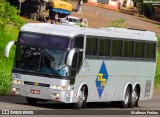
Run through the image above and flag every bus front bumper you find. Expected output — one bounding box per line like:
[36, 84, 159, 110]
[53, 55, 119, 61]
[10, 84, 73, 103]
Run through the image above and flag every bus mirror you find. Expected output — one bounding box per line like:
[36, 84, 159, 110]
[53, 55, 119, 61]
[4, 41, 15, 58]
[66, 48, 76, 66]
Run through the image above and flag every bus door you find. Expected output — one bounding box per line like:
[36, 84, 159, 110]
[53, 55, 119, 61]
[69, 50, 83, 85]
[69, 36, 84, 85]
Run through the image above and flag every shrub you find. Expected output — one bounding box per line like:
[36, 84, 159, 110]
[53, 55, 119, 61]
[0, 0, 25, 95]
[62, 0, 70, 2]
[155, 36, 160, 87]
[135, 0, 155, 18]
[143, 4, 155, 17]
[0, 26, 18, 95]
[0, 0, 24, 28]
[109, 19, 126, 28]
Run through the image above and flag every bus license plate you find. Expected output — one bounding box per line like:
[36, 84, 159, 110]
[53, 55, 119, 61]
[30, 89, 40, 94]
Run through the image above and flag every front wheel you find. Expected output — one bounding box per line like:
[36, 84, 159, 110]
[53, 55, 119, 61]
[75, 86, 87, 109]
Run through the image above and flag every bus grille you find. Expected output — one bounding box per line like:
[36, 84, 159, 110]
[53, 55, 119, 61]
[24, 81, 50, 87]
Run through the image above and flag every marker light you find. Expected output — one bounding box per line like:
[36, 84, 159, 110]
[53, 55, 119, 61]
[12, 79, 22, 84]
[50, 85, 66, 91]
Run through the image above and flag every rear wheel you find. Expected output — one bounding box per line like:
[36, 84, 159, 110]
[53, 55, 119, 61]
[75, 86, 87, 109]
[119, 87, 130, 108]
[26, 97, 38, 105]
[128, 87, 139, 108]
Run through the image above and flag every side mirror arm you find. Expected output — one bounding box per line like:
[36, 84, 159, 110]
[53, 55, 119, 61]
[4, 41, 15, 58]
[66, 48, 76, 67]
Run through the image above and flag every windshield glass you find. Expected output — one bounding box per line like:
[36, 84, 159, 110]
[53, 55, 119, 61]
[15, 45, 69, 77]
[69, 18, 80, 23]
[19, 33, 70, 50]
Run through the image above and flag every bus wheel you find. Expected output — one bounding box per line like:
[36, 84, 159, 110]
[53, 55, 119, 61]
[26, 97, 37, 105]
[120, 87, 130, 108]
[75, 86, 87, 109]
[128, 87, 139, 108]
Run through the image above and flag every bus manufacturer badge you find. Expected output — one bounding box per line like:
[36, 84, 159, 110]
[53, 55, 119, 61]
[34, 82, 38, 87]
[95, 61, 108, 98]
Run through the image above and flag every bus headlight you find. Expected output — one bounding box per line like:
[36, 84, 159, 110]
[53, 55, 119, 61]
[12, 79, 22, 84]
[50, 85, 66, 91]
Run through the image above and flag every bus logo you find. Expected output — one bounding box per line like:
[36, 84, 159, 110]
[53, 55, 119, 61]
[34, 82, 38, 87]
[95, 61, 108, 98]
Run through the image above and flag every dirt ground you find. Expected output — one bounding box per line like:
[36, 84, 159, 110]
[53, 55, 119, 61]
[22, 1, 160, 36]
[153, 85, 160, 96]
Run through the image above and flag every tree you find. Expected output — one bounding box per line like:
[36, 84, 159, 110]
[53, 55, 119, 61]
[135, 0, 155, 17]
[0, 0, 24, 29]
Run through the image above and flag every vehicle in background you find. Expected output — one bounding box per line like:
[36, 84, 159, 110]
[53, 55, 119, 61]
[60, 16, 88, 27]
[49, 0, 72, 18]
[9, 0, 72, 21]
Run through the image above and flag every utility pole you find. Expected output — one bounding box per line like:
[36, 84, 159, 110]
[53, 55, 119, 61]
[77, 0, 83, 12]
[18, 0, 26, 15]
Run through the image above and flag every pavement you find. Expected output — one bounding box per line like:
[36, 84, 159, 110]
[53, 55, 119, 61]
[70, 1, 160, 35]
[86, 2, 160, 26]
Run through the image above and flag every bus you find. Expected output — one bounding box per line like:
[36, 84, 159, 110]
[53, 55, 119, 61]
[4, 23, 157, 109]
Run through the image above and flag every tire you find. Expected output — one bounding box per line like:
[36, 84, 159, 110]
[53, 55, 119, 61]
[128, 87, 139, 108]
[119, 87, 131, 108]
[26, 97, 38, 105]
[75, 86, 87, 109]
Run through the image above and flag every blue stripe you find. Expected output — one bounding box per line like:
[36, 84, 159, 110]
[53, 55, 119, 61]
[50, 8, 71, 14]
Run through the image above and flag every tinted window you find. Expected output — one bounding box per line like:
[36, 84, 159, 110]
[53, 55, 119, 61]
[86, 37, 98, 56]
[135, 42, 145, 58]
[111, 40, 122, 57]
[19, 33, 70, 49]
[99, 39, 110, 56]
[123, 41, 134, 57]
[145, 43, 155, 59]
[73, 36, 84, 48]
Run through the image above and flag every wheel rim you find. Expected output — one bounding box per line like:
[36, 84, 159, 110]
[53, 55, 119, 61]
[77, 87, 86, 105]
[124, 89, 129, 104]
[132, 88, 138, 103]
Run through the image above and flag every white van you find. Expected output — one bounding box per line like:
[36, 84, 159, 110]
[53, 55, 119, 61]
[60, 16, 88, 27]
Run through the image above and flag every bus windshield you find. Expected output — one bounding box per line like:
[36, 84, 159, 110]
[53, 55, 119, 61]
[14, 45, 69, 77]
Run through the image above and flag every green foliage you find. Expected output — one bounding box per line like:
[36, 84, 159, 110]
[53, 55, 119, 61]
[109, 19, 125, 28]
[0, 0, 25, 28]
[76, 22, 88, 27]
[143, 4, 155, 17]
[62, 0, 70, 2]
[136, 0, 155, 17]
[158, 36, 160, 49]
[0, 26, 18, 95]
[0, 0, 25, 95]
[155, 36, 160, 87]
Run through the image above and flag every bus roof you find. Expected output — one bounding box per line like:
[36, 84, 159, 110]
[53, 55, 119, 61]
[20, 23, 157, 41]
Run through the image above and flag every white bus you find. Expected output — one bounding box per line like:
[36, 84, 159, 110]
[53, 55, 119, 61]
[5, 23, 157, 109]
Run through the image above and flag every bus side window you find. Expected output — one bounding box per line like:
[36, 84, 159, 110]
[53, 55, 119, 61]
[111, 40, 123, 57]
[99, 39, 110, 57]
[86, 37, 98, 56]
[73, 36, 84, 49]
[135, 42, 145, 58]
[123, 41, 134, 57]
[145, 43, 156, 59]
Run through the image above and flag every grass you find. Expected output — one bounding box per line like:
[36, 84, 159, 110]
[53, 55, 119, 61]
[0, 25, 18, 95]
[155, 36, 160, 87]
[109, 19, 126, 28]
